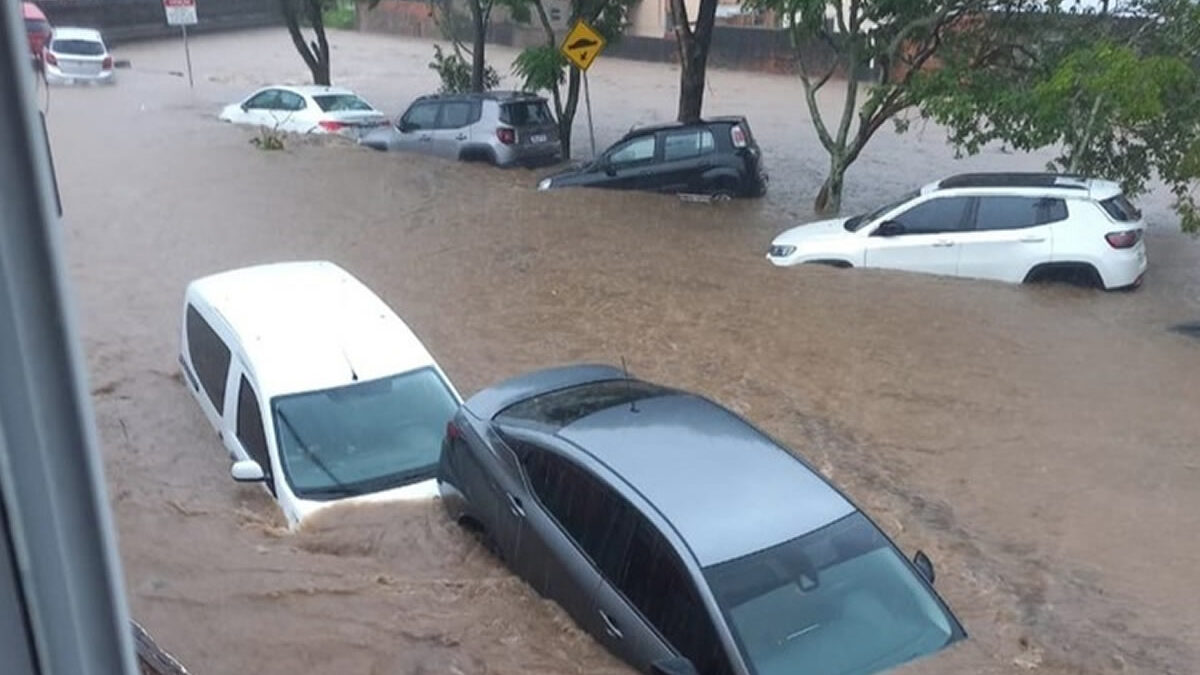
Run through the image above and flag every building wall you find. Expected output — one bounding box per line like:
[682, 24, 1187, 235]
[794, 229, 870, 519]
[36, 0, 279, 43]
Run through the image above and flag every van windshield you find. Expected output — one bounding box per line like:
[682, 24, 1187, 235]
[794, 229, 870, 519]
[272, 367, 459, 499]
[704, 512, 962, 675]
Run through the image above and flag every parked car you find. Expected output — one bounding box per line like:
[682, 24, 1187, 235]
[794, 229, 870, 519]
[23, 2, 52, 64]
[537, 117, 768, 200]
[439, 364, 966, 675]
[179, 261, 462, 527]
[218, 85, 388, 138]
[766, 172, 1148, 289]
[42, 27, 113, 85]
[358, 91, 561, 167]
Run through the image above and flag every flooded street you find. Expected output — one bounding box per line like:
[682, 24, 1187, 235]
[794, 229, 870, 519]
[49, 28, 1200, 674]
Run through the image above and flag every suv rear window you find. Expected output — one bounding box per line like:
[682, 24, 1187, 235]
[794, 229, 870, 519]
[500, 101, 553, 126]
[497, 380, 670, 428]
[1100, 195, 1141, 222]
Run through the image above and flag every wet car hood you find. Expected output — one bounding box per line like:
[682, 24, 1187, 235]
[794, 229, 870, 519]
[772, 217, 855, 246]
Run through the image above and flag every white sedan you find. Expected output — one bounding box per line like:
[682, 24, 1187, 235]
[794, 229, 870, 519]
[218, 85, 388, 138]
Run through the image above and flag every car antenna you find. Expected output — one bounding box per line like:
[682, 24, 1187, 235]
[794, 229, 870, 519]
[621, 356, 638, 413]
[340, 347, 359, 381]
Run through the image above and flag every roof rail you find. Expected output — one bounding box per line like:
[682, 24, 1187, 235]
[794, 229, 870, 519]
[938, 172, 1088, 190]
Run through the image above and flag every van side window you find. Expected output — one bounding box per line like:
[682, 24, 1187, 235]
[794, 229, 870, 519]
[185, 305, 231, 411]
[619, 513, 732, 675]
[236, 376, 270, 475]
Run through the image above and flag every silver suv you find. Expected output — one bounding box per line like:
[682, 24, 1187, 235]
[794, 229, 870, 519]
[359, 91, 561, 167]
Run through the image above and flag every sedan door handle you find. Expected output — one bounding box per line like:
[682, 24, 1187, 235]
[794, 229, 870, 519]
[455, 133, 467, 141]
[505, 492, 525, 518]
[599, 610, 623, 639]
[931, 239, 956, 247]
[419, 135, 432, 142]
[1019, 235, 1046, 243]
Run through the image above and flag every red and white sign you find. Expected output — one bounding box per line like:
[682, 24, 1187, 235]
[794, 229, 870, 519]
[163, 0, 198, 26]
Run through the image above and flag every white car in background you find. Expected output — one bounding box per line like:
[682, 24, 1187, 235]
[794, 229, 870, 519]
[218, 85, 388, 138]
[179, 261, 462, 528]
[43, 27, 113, 85]
[767, 173, 1148, 290]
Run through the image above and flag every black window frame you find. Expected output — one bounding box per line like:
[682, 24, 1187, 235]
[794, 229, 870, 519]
[972, 195, 1069, 231]
[1099, 194, 1141, 222]
[185, 304, 231, 412]
[607, 134, 659, 167]
[235, 375, 271, 477]
[661, 128, 716, 162]
[244, 89, 282, 110]
[276, 90, 307, 112]
[401, 101, 441, 131]
[884, 196, 974, 235]
[438, 100, 474, 129]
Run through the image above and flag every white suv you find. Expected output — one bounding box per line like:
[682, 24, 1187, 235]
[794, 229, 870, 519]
[766, 173, 1147, 290]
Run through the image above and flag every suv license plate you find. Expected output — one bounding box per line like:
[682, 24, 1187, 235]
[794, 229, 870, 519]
[531, 134, 548, 143]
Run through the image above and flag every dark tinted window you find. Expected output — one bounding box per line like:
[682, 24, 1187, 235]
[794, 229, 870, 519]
[497, 379, 670, 428]
[500, 101, 554, 125]
[440, 101, 473, 128]
[619, 513, 732, 675]
[403, 102, 439, 130]
[890, 197, 972, 234]
[50, 39, 105, 56]
[609, 135, 656, 165]
[1100, 195, 1141, 222]
[236, 376, 270, 471]
[244, 90, 281, 110]
[185, 305, 230, 411]
[974, 196, 1068, 230]
[663, 129, 715, 161]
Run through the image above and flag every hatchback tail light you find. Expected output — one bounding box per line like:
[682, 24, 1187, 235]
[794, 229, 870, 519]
[1105, 229, 1143, 249]
[318, 120, 347, 132]
[102, 55, 113, 70]
[497, 128, 516, 145]
[43, 51, 57, 66]
[731, 124, 748, 148]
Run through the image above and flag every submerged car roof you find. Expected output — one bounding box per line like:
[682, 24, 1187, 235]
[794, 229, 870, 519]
[186, 261, 442, 400]
[492, 371, 856, 567]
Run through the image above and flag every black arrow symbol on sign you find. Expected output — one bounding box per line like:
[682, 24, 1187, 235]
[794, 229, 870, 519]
[578, 50, 590, 61]
[568, 37, 598, 50]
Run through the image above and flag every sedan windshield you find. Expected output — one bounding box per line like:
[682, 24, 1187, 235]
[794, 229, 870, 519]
[705, 512, 961, 675]
[313, 94, 374, 112]
[844, 190, 919, 232]
[272, 367, 458, 499]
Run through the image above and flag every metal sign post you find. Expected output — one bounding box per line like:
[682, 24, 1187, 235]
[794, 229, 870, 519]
[163, 0, 197, 89]
[560, 19, 606, 159]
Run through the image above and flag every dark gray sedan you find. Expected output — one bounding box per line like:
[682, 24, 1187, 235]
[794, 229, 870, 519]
[438, 365, 966, 675]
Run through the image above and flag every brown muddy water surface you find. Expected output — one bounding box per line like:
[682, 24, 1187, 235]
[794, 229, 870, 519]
[46, 29, 1200, 675]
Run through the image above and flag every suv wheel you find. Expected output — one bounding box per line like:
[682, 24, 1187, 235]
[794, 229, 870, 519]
[1024, 263, 1103, 289]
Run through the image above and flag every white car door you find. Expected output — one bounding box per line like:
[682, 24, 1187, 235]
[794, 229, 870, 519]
[864, 195, 973, 278]
[954, 195, 1058, 283]
[236, 89, 283, 128]
[270, 90, 314, 134]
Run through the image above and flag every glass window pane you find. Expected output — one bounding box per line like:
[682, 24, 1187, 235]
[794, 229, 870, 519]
[891, 197, 971, 234]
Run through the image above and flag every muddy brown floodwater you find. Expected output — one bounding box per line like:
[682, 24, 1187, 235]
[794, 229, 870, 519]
[45, 28, 1199, 675]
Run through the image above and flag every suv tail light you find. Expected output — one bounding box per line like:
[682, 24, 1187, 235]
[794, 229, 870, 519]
[102, 55, 113, 70]
[43, 51, 57, 66]
[318, 120, 347, 132]
[497, 128, 516, 145]
[1105, 229, 1143, 249]
[731, 124, 748, 148]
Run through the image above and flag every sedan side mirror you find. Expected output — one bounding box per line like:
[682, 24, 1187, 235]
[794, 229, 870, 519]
[874, 220, 906, 237]
[602, 159, 617, 176]
[396, 119, 413, 133]
[913, 550, 936, 585]
[651, 658, 699, 675]
[231, 459, 265, 483]
[240, 102, 250, 112]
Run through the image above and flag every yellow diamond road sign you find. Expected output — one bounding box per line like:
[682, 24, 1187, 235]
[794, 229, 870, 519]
[561, 20, 606, 72]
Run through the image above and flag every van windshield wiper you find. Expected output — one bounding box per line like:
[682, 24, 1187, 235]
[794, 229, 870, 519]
[275, 409, 356, 497]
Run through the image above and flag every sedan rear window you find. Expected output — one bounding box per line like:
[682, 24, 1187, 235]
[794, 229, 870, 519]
[51, 39, 105, 56]
[312, 94, 374, 112]
[500, 101, 554, 126]
[705, 512, 961, 675]
[1100, 195, 1141, 222]
[497, 380, 670, 428]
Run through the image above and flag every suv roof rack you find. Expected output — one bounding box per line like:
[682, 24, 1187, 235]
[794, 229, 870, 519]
[938, 172, 1089, 190]
[415, 90, 539, 102]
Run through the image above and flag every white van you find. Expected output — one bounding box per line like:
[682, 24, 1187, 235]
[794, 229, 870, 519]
[178, 261, 462, 528]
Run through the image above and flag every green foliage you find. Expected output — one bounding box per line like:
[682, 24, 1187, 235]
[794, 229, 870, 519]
[321, 0, 356, 29]
[915, 1, 1200, 233]
[429, 44, 500, 93]
[250, 127, 286, 151]
[512, 45, 566, 93]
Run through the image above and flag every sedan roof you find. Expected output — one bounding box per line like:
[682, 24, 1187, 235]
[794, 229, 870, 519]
[552, 390, 855, 567]
[49, 27, 103, 42]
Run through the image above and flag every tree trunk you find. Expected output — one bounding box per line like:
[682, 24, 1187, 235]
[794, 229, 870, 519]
[470, 0, 486, 92]
[561, 68, 581, 158]
[671, 0, 718, 122]
[281, 0, 331, 86]
[815, 157, 846, 214]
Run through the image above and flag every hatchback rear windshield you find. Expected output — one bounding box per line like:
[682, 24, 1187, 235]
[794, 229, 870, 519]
[497, 379, 671, 428]
[500, 101, 554, 126]
[1100, 195, 1141, 222]
[51, 39, 105, 56]
[313, 94, 374, 112]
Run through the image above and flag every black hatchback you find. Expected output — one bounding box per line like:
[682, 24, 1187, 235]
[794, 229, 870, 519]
[537, 117, 768, 199]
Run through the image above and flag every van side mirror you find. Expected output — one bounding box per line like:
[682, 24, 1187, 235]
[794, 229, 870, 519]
[231, 459, 265, 483]
[874, 220, 905, 237]
[651, 657, 699, 675]
[913, 550, 935, 585]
